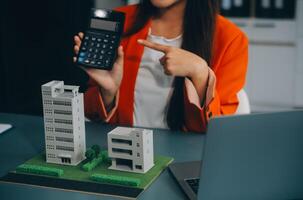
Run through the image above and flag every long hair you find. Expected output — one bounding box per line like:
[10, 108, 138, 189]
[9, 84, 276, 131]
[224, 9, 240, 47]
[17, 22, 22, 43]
[125, 0, 219, 130]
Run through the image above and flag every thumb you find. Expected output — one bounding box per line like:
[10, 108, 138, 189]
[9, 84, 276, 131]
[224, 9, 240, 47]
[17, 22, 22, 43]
[115, 46, 124, 66]
[112, 46, 124, 71]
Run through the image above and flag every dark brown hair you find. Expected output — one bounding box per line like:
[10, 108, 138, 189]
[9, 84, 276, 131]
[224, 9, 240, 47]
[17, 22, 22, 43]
[125, 0, 219, 130]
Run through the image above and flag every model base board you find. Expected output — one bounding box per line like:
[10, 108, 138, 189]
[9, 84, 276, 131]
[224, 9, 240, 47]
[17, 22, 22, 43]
[0, 153, 173, 199]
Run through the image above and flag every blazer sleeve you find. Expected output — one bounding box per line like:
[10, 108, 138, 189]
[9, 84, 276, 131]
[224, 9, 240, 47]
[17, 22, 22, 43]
[183, 32, 249, 132]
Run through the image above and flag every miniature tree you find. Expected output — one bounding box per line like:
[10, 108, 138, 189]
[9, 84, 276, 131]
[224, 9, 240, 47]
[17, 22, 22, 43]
[101, 150, 111, 164]
[85, 149, 96, 163]
[91, 144, 101, 157]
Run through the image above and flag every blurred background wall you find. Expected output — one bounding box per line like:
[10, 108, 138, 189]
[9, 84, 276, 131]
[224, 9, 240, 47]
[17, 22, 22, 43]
[0, 0, 302, 116]
[219, 0, 303, 112]
[0, 0, 94, 115]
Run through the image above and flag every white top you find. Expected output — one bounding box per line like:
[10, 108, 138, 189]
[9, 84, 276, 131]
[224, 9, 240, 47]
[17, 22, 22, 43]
[133, 32, 182, 129]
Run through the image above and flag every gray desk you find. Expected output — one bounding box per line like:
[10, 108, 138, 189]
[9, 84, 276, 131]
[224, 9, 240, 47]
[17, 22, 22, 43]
[0, 113, 205, 200]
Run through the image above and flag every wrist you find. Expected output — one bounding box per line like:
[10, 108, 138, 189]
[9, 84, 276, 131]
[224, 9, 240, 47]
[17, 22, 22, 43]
[99, 87, 117, 108]
[188, 59, 209, 104]
[189, 59, 209, 82]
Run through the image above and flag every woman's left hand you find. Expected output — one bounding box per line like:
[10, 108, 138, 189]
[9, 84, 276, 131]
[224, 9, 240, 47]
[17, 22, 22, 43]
[138, 39, 210, 103]
[137, 39, 209, 81]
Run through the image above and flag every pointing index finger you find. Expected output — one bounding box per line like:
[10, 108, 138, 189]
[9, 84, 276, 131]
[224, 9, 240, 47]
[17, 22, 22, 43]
[138, 39, 169, 53]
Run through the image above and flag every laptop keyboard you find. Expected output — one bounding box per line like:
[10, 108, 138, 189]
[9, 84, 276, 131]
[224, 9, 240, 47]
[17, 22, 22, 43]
[185, 178, 200, 194]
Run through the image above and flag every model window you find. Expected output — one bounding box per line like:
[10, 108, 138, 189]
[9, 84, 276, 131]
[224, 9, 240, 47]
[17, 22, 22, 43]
[135, 165, 142, 170]
[112, 138, 132, 145]
[56, 146, 74, 152]
[54, 119, 72, 125]
[46, 136, 54, 141]
[116, 158, 133, 170]
[112, 148, 132, 155]
[46, 145, 55, 150]
[46, 127, 53, 132]
[47, 154, 56, 158]
[54, 110, 72, 115]
[42, 91, 51, 96]
[53, 101, 71, 106]
[55, 128, 73, 134]
[61, 158, 71, 163]
[45, 118, 53, 123]
[56, 137, 73, 143]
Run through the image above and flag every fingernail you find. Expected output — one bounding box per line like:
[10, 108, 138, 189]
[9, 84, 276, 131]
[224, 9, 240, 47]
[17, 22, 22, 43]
[137, 39, 143, 43]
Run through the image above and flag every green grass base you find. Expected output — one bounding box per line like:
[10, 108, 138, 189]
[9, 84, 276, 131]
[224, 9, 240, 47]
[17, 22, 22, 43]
[14, 153, 173, 189]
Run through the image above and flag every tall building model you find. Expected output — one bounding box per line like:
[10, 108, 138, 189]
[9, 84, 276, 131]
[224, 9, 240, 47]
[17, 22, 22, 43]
[108, 127, 154, 174]
[41, 81, 86, 166]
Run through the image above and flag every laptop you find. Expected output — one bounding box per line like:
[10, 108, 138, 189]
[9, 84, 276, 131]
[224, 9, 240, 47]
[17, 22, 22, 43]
[0, 124, 12, 134]
[169, 110, 303, 200]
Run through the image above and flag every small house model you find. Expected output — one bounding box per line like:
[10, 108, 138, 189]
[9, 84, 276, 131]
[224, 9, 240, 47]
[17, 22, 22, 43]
[41, 80, 86, 166]
[108, 127, 154, 173]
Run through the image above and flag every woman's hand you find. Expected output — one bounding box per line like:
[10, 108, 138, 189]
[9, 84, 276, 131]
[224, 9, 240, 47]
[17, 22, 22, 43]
[73, 32, 124, 108]
[138, 39, 209, 103]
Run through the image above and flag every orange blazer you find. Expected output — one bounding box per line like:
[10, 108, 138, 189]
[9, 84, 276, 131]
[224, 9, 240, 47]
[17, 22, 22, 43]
[84, 5, 248, 132]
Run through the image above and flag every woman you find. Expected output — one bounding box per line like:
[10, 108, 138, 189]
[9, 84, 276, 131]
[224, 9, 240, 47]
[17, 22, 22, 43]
[73, 0, 248, 132]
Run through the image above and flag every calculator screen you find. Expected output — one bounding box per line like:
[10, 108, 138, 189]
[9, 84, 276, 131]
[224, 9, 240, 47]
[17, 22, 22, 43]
[90, 19, 118, 32]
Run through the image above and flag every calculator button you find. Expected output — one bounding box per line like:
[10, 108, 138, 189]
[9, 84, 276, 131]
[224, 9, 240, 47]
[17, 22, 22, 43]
[89, 48, 93, 52]
[90, 42, 95, 46]
[107, 51, 113, 55]
[91, 61, 96, 65]
[96, 43, 100, 48]
[97, 38, 102, 42]
[97, 61, 102, 65]
[84, 36, 89, 40]
[84, 59, 90, 64]
[81, 47, 87, 51]
[111, 40, 115, 44]
[79, 52, 86, 57]
[78, 57, 84, 62]
[100, 50, 105, 54]
[102, 44, 107, 49]
[105, 34, 110, 38]
[103, 39, 109, 43]
[112, 35, 116, 39]
[99, 55, 104, 60]
[87, 53, 92, 58]
[105, 60, 110, 65]
[92, 37, 96, 41]
[109, 46, 113, 50]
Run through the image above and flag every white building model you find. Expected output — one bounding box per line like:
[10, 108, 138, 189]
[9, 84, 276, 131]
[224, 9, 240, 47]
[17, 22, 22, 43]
[41, 80, 86, 166]
[108, 127, 154, 173]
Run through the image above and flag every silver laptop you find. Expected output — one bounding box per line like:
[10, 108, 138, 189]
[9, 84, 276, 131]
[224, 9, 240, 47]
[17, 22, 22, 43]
[169, 110, 303, 200]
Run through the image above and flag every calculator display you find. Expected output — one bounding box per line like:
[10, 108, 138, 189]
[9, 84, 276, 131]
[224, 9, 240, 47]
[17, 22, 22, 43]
[90, 19, 118, 32]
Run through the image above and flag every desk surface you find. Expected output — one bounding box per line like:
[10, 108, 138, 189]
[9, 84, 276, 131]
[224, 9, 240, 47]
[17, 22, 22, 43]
[0, 113, 205, 200]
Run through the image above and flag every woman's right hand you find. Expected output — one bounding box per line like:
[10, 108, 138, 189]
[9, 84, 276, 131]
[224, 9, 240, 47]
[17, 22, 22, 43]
[73, 32, 124, 108]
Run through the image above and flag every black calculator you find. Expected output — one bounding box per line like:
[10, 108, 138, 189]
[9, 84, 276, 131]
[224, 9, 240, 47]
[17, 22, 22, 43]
[76, 8, 125, 70]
